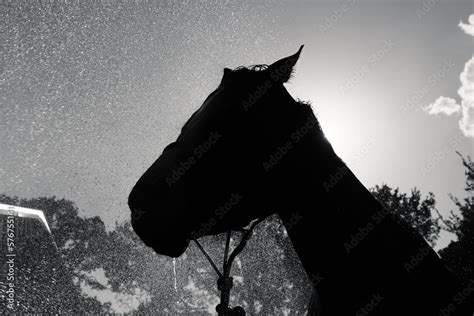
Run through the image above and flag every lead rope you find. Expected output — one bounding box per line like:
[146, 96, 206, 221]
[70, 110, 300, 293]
[193, 218, 265, 316]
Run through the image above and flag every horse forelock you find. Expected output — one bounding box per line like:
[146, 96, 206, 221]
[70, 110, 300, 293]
[232, 64, 269, 72]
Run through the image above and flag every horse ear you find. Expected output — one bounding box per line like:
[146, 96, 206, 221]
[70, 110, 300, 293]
[267, 45, 304, 83]
[221, 67, 233, 84]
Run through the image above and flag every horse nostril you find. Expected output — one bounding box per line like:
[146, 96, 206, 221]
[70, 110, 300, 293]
[130, 206, 190, 257]
[153, 238, 190, 258]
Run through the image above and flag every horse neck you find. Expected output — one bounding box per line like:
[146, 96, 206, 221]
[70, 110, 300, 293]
[276, 131, 463, 313]
[276, 133, 381, 277]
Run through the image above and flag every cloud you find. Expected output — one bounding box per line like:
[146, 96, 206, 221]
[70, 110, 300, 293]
[424, 15, 474, 137]
[424, 97, 461, 115]
[459, 14, 474, 36]
[458, 56, 474, 137]
[458, 56, 474, 102]
[459, 100, 474, 137]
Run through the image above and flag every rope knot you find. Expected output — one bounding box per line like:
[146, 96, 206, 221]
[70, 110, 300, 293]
[193, 218, 264, 316]
[217, 276, 234, 292]
[216, 304, 246, 316]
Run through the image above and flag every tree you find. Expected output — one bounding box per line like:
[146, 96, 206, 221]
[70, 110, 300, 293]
[2, 155, 471, 314]
[99, 221, 181, 313]
[108, 217, 312, 314]
[370, 184, 442, 246]
[439, 154, 473, 281]
[0, 195, 111, 314]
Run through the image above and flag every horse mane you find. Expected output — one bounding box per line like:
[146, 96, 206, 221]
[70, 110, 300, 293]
[232, 64, 316, 124]
[295, 98, 313, 113]
[181, 60, 320, 135]
[232, 64, 269, 72]
[294, 99, 323, 133]
[233, 62, 299, 83]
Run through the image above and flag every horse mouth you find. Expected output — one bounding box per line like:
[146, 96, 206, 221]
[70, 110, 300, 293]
[130, 206, 190, 258]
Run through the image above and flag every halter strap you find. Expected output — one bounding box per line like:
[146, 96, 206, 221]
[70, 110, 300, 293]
[192, 217, 265, 316]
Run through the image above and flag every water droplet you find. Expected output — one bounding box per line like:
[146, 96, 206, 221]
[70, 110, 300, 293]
[172, 258, 177, 293]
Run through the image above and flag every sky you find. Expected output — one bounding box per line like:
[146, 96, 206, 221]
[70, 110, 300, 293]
[1, 0, 473, 253]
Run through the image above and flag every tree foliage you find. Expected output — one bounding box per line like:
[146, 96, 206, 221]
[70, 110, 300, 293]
[439, 154, 473, 282]
[1, 154, 472, 313]
[370, 184, 442, 246]
[0, 194, 110, 314]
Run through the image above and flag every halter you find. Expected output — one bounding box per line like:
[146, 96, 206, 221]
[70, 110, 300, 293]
[193, 217, 264, 316]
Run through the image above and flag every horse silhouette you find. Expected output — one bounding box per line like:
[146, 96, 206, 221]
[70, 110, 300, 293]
[128, 46, 472, 315]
